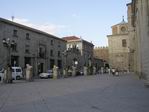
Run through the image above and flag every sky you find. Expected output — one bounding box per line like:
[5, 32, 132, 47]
[0, 0, 131, 47]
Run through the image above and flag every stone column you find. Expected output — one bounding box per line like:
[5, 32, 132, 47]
[101, 67, 104, 74]
[3, 69, 8, 83]
[7, 65, 12, 83]
[53, 65, 58, 79]
[108, 68, 111, 75]
[3, 64, 12, 83]
[72, 66, 76, 77]
[26, 64, 33, 81]
[63, 69, 67, 78]
[84, 66, 88, 76]
[93, 66, 96, 75]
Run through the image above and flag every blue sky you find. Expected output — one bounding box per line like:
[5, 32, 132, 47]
[0, 0, 131, 46]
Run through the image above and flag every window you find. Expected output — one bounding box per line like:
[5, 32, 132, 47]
[25, 45, 30, 54]
[58, 51, 61, 57]
[58, 41, 61, 47]
[38, 45, 46, 58]
[11, 40, 17, 52]
[39, 47, 45, 58]
[51, 40, 53, 45]
[50, 59, 55, 69]
[121, 27, 126, 33]
[25, 49, 30, 54]
[112, 26, 118, 34]
[12, 44, 17, 52]
[25, 44, 30, 47]
[13, 30, 18, 37]
[16, 69, 21, 72]
[26, 33, 30, 40]
[57, 60, 62, 69]
[50, 50, 53, 56]
[122, 39, 127, 47]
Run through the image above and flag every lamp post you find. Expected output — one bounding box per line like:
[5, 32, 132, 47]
[62, 50, 68, 69]
[62, 50, 69, 77]
[88, 55, 93, 75]
[2, 38, 16, 65]
[2, 38, 16, 83]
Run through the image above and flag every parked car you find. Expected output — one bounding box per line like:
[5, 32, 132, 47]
[0, 67, 23, 81]
[12, 67, 23, 80]
[39, 70, 53, 79]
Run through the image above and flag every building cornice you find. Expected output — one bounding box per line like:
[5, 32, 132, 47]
[107, 33, 128, 37]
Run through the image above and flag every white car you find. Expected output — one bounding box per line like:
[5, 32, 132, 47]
[39, 70, 53, 79]
[12, 67, 23, 80]
[0, 67, 23, 81]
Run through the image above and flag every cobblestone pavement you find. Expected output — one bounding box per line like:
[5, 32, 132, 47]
[0, 73, 149, 112]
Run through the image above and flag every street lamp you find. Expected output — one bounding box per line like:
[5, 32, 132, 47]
[2, 38, 16, 65]
[62, 49, 70, 77]
[88, 56, 92, 67]
[62, 50, 69, 69]
[2, 38, 16, 83]
[73, 58, 78, 67]
[88, 55, 93, 75]
[74, 60, 78, 67]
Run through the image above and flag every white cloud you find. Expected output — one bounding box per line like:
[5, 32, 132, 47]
[72, 13, 79, 19]
[9, 18, 67, 35]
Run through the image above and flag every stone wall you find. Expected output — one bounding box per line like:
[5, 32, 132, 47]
[0, 18, 66, 76]
[94, 46, 109, 62]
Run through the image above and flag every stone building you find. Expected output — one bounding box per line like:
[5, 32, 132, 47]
[107, 18, 131, 71]
[94, 46, 109, 63]
[62, 36, 94, 69]
[127, 3, 135, 72]
[130, 0, 149, 84]
[0, 18, 66, 76]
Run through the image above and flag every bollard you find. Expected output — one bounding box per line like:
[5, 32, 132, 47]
[72, 66, 76, 77]
[84, 66, 88, 76]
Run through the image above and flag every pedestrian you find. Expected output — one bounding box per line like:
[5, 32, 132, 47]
[115, 69, 119, 76]
[108, 68, 111, 75]
[101, 67, 104, 74]
[112, 68, 115, 76]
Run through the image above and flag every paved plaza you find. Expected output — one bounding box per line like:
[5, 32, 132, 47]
[0, 73, 149, 112]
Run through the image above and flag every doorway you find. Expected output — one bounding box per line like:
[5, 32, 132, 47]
[11, 56, 19, 66]
[24, 57, 31, 67]
[38, 63, 44, 74]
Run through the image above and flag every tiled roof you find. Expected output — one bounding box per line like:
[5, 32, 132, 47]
[62, 36, 80, 41]
[62, 36, 94, 46]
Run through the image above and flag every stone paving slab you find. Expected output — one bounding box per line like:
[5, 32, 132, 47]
[0, 73, 149, 112]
